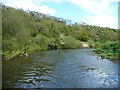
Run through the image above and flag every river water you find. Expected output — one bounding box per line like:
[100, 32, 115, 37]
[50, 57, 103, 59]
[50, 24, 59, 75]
[2, 49, 119, 88]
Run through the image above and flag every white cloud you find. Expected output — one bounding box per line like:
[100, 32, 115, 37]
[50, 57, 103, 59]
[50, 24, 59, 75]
[53, 0, 62, 3]
[1, 0, 56, 15]
[84, 15, 117, 29]
[69, 0, 118, 29]
[38, 5, 56, 15]
[102, 0, 119, 2]
[69, 0, 98, 14]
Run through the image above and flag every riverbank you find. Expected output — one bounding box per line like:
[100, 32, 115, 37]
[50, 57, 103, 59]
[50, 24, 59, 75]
[2, 42, 91, 60]
[93, 50, 118, 60]
[2, 5, 118, 61]
[2, 41, 119, 61]
[94, 41, 119, 60]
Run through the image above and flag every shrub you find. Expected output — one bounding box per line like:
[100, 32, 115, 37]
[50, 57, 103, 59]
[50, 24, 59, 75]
[87, 40, 95, 48]
[34, 34, 49, 50]
[80, 32, 89, 42]
[62, 36, 77, 49]
[75, 40, 84, 48]
[27, 43, 41, 52]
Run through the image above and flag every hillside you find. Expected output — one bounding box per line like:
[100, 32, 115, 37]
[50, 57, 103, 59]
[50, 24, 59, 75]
[2, 5, 119, 60]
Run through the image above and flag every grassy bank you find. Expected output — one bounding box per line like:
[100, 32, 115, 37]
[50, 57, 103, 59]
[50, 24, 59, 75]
[95, 41, 119, 60]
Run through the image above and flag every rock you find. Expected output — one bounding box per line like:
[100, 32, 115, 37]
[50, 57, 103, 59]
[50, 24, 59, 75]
[82, 43, 89, 48]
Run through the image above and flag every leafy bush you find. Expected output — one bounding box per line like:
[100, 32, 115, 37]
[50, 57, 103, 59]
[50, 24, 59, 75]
[34, 34, 49, 50]
[75, 40, 84, 48]
[62, 36, 77, 49]
[87, 40, 95, 48]
[27, 43, 41, 52]
[96, 41, 119, 59]
[80, 32, 89, 42]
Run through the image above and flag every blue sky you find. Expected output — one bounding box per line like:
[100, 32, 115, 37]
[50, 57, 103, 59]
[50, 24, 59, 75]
[1, 0, 119, 29]
[43, 2, 88, 22]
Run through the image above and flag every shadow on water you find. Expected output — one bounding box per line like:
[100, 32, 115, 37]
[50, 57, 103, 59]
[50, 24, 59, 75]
[2, 55, 54, 88]
[2, 49, 119, 88]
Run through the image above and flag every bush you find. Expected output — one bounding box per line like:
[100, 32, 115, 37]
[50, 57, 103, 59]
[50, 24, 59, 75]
[96, 41, 119, 59]
[95, 42, 101, 48]
[27, 43, 41, 52]
[75, 40, 84, 48]
[87, 40, 95, 48]
[33, 34, 49, 50]
[80, 32, 89, 42]
[62, 36, 77, 49]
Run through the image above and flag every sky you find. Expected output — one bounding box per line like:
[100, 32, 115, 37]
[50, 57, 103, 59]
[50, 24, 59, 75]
[1, 0, 119, 29]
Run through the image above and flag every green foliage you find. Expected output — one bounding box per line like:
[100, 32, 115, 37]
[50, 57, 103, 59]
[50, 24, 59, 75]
[2, 5, 119, 60]
[27, 43, 41, 52]
[62, 36, 77, 49]
[31, 31, 37, 37]
[87, 40, 95, 48]
[75, 40, 84, 48]
[34, 34, 49, 50]
[80, 31, 89, 42]
[96, 41, 119, 60]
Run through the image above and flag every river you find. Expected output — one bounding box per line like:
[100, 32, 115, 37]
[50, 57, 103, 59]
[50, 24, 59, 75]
[2, 49, 119, 88]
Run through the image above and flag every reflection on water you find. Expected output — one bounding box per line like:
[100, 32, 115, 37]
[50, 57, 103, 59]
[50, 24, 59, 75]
[2, 49, 119, 88]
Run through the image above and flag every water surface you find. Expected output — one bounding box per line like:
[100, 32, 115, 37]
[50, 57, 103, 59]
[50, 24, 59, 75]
[2, 49, 119, 88]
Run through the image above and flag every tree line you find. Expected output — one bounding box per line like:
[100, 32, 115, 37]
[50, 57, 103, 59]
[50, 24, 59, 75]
[2, 5, 119, 60]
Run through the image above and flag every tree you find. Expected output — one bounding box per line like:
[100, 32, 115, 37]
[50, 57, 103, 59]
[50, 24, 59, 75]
[80, 31, 89, 42]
